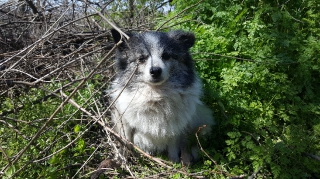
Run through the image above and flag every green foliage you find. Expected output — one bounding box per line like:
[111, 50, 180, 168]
[166, 0, 320, 178]
[0, 78, 103, 178]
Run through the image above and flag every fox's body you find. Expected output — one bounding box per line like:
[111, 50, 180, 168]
[109, 29, 214, 163]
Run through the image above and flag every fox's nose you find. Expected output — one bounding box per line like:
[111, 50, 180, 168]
[150, 67, 162, 78]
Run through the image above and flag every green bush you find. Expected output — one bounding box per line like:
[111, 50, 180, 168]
[0, 79, 102, 178]
[165, 0, 320, 177]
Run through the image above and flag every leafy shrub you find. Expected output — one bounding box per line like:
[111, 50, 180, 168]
[165, 0, 320, 177]
[0, 79, 104, 178]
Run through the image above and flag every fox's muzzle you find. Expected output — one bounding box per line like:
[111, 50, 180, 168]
[150, 66, 162, 79]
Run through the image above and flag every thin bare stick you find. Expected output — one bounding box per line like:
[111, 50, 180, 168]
[0, 144, 11, 166]
[304, 152, 320, 162]
[72, 143, 102, 178]
[156, 0, 203, 31]
[83, 0, 129, 40]
[195, 126, 234, 177]
[0, 119, 30, 140]
[32, 45, 109, 85]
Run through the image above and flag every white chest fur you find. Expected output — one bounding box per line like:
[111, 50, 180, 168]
[111, 79, 202, 138]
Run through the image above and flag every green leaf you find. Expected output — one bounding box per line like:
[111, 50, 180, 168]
[74, 124, 81, 133]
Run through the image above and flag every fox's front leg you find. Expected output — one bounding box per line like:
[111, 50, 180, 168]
[167, 138, 180, 163]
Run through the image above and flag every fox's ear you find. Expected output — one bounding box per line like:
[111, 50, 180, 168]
[111, 29, 131, 49]
[168, 30, 195, 49]
[111, 29, 122, 44]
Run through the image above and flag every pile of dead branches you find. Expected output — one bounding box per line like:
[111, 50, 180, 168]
[1, 0, 194, 178]
[0, 0, 117, 93]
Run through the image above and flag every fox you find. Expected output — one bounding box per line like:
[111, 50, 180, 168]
[109, 29, 214, 164]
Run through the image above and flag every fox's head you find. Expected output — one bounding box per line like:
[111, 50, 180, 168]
[111, 29, 196, 88]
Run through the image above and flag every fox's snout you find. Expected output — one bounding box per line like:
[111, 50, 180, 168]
[150, 66, 162, 79]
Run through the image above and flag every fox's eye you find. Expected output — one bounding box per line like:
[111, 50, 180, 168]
[138, 56, 146, 63]
[162, 52, 171, 60]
